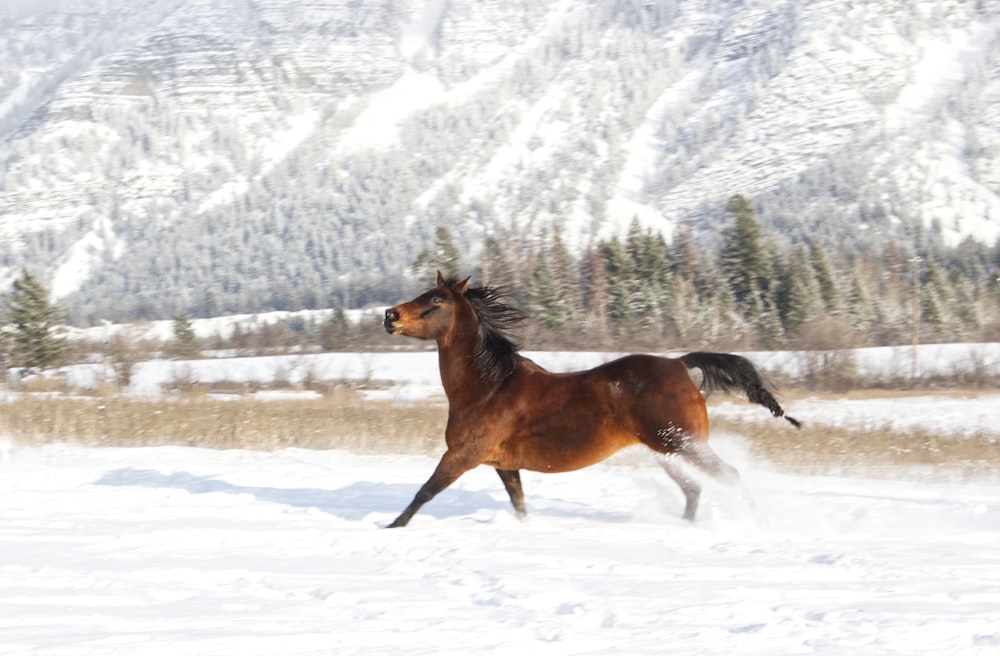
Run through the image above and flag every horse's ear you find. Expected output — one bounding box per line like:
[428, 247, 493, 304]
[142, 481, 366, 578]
[455, 276, 471, 295]
[436, 271, 446, 287]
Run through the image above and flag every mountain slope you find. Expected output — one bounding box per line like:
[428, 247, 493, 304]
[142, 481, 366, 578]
[0, 0, 998, 321]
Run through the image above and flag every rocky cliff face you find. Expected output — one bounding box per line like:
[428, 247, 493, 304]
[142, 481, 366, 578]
[1, 0, 998, 320]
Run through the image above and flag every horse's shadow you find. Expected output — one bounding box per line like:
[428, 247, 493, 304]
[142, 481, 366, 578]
[94, 467, 632, 524]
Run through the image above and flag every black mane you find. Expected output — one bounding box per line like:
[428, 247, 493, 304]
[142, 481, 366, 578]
[460, 282, 526, 385]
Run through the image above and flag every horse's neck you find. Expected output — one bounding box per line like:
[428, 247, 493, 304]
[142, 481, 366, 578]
[436, 328, 488, 402]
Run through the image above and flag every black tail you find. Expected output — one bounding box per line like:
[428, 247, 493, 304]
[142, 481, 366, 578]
[680, 352, 801, 428]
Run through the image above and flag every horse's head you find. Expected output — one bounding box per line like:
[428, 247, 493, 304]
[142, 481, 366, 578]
[384, 272, 471, 341]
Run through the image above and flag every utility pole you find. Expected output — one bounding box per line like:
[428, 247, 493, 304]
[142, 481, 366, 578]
[909, 256, 922, 379]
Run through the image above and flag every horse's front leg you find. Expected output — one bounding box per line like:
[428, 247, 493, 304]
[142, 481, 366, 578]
[388, 448, 479, 528]
[496, 469, 526, 518]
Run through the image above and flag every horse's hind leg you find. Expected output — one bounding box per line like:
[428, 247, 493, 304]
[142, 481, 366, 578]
[659, 456, 701, 521]
[657, 439, 741, 521]
[678, 438, 740, 484]
[496, 469, 526, 518]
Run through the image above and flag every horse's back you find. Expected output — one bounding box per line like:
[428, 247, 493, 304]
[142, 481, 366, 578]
[483, 354, 710, 471]
[516, 353, 703, 413]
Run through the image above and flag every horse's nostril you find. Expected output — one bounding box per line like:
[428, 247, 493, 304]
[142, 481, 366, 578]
[385, 308, 400, 322]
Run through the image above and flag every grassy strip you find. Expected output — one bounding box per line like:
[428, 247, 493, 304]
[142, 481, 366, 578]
[2, 391, 998, 478]
[0, 389, 446, 455]
[711, 416, 1000, 478]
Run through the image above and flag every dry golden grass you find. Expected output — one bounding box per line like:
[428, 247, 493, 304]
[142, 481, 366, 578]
[0, 388, 446, 455]
[706, 388, 1000, 478]
[2, 386, 997, 478]
[711, 417, 1000, 478]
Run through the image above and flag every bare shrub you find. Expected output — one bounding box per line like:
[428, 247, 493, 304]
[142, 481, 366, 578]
[784, 318, 863, 391]
[107, 330, 157, 390]
[789, 317, 861, 350]
[948, 347, 1000, 388]
[165, 363, 199, 395]
[793, 349, 860, 392]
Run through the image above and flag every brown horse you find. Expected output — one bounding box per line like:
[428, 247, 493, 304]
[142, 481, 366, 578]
[383, 273, 799, 528]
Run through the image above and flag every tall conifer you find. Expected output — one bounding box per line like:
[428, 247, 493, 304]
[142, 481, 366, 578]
[2, 269, 69, 375]
[721, 194, 770, 315]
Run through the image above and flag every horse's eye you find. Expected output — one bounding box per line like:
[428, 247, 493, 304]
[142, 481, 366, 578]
[432, 296, 443, 305]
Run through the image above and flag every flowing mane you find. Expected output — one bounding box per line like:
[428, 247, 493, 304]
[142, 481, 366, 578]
[461, 281, 526, 385]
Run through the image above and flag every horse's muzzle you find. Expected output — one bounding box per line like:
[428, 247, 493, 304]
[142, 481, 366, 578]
[384, 308, 401, 334]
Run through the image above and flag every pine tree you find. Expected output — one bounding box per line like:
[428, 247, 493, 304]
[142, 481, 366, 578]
[809, 242, 840, 315]
[624, 220, 671, 326]
[721, 194, 770, 312]
[319, 307, 352, 351]
[951, 277, 980, 332]
[549, 229, 583, 315]
[665, 274, 697, 345]
[780, 246, 822, 333]
[747, 279, 785, 348]
[579, 246, 610, 340]
[412, 226, 463, 281]
[601, 237, 636, 323]
[846, 270, 876, 331]
[171, 312, 200, 358]
[524, 255, 565, 331]
[920, 260, 948, 331]
[671, 222, 699, 285]
[1, 269, 69, 375]
[719, 195, 788, 350]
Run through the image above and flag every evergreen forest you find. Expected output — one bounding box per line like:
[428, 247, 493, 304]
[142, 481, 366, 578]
[420, 195, 1000, 352]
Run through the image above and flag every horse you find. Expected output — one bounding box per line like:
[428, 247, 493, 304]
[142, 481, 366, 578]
[382, 273, 799, 528]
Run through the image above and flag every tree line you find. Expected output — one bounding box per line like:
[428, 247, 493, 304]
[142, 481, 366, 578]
[3, 193, 999, 383]
[418, 194, 1000, 352]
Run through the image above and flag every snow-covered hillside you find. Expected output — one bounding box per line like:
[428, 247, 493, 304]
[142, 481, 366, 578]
[0, 0, 998, 316]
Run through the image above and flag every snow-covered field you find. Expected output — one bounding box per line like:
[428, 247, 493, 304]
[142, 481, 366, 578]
[2, 440, 999, 655]
[3, 345, 1000, 654]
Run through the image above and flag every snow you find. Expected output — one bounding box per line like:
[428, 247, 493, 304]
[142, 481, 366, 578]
[51, 216, 125, 300]
[336, 70, 447, 152]
[878, 19, 1000, 246]
[602, 68, 708, 245]
[0, 70, 38, 124]
[195, 109, 321, 216]
[711, 391, 1000, 438]
[398, 0, 447, 63]
[883, 23, 995, 136]
[2, 440, 999, 655]
[370, 0, 591, 236]
[3, 346, 1000, 653]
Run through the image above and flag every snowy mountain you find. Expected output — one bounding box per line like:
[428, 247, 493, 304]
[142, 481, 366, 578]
[1, 0, 998, 321]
